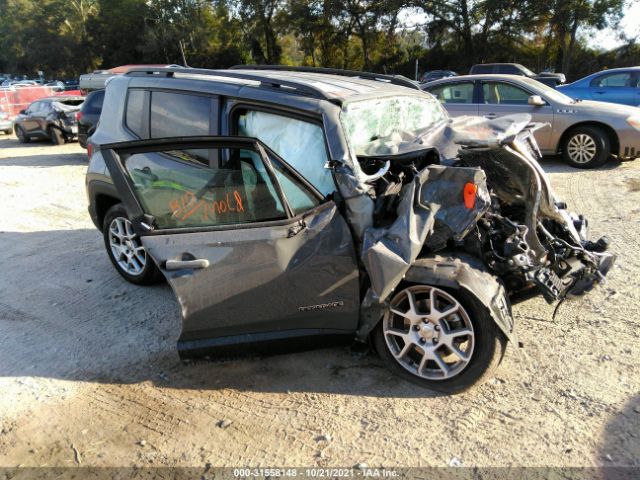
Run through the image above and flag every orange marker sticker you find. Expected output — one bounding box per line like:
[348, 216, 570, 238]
[464, 182, 477, 210]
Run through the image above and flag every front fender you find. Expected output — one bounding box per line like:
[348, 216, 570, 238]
[403, 253, 515, 342]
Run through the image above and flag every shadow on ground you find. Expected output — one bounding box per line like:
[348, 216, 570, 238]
[0, 229, 441, 398]
[599, 395, 640, 471]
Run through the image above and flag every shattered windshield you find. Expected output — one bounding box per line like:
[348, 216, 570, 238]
[341, 95, 447, 157]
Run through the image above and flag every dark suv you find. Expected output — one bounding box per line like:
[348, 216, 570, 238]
[77, 89, 104, 148]
[86, 66, 613, 392]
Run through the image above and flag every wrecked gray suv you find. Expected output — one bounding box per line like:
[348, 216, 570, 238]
[86, 66, 614, 392]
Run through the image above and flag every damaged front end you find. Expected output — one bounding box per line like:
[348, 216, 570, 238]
[337, 107, 614, 340]
[50, 100, 81, 137]
[451, 115, 615, 303]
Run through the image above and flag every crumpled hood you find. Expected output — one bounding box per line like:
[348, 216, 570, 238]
[354, 114, 540, 164]
[51, 101, 82, 113]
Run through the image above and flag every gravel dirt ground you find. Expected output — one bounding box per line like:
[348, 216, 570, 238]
[0, 132, 638, 473]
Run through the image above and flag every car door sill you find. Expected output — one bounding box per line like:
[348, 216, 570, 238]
[178, 328, 354, 359]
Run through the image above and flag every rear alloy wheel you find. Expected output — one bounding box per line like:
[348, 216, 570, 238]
[103, 204, 162, 285]
[562, 126, 610, 169]
[15, 126, 30, 143]
[49, 127, 65, 145]
[373, 285, 506, 393]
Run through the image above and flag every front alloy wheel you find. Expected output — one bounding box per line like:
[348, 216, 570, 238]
[102, 203, 162, 285]
[373, 285, 507, 393]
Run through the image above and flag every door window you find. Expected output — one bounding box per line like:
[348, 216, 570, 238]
[590, 72, 634, 88]
[496, 65, 520, 75]
[267, 153, 320, 215]
[123, 147, 287, 229]
[429, 83, 475, 104]
[236, 110, 335, 196]
[482, 82, 530, 105]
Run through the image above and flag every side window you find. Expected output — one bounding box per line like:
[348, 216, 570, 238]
[150, 91, 211, 137]
[125, 90, 146, 138]
[472, 65, 493, 74]
[429, 83, 475, 104]
[497, 65, 519, 75]
[590, 72, 633, 88]
[28, 102, 40, 113]
[482, 82, 530, 105]
[268, 153, 319, 215]
[123, 147, 286, 229]
[236, 110, 335, 197]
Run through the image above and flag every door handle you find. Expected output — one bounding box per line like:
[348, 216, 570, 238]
[165, 258, 210, 270]
[594, 91, 606, 94]
[484, 113, 497, 119]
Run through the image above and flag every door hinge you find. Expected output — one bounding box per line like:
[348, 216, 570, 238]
[137, 214, 156, 232]
[287, 220, 306, 238]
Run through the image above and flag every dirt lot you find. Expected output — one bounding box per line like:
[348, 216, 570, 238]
[0, 132, 638, 472]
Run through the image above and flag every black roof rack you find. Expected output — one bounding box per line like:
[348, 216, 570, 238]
[230, 65, 421, 91]
[124, 66, 334, 102]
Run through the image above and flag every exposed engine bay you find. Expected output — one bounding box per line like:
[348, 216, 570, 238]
[353, 115, 615, 306]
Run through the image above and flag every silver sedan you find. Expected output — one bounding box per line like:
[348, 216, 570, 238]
[422, 74, 640, 168]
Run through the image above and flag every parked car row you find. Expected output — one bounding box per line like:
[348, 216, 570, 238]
[1, 74, 79, 91]
[421, 64, 640, 107]
[421, 69, 640, 168]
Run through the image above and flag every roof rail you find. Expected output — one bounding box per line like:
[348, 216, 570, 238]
[230, 65, 421, 91]
[124, 66, 334, 102]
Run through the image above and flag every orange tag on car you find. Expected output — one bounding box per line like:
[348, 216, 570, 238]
[464, 182, 477, 209]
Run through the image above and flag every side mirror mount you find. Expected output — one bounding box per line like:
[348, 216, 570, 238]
[528, 95, 546, 107]
[19, 109, 26, 114]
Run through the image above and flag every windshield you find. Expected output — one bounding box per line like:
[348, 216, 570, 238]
[520, 77, 575, 103]
[341, 95, 447, 157]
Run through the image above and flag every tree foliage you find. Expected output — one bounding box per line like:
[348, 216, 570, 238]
[0, 0, 634, 80]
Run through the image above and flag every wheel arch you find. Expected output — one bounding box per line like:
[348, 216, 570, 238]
[95, 193, 121, 231]
[557, 121, 620, 156]
[400, 254, 514, 342]
[356, 253, 515, 343]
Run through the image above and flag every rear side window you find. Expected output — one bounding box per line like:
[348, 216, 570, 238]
[125, 90, 146, 138]
[150, 92, 212, 138]
[429, 83, 475, 104]
[497, 65, 520, 75]
[471, 65, 493, 74]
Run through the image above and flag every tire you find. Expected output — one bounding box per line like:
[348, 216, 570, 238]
[373, 284, 507, 393]
[49, 127, 65, 145]
[15, 126, 30, 143]
[562, 126, 610, 169]
[102, 204, 163, 285]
